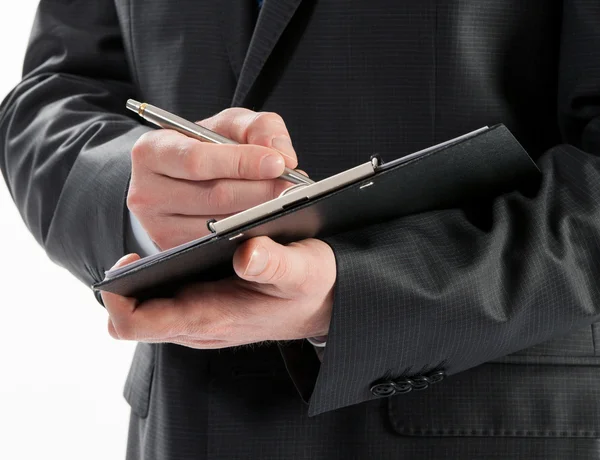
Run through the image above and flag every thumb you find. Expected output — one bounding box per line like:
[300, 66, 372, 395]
[233, 236, 323, 293]
[100, 253, 141, 316]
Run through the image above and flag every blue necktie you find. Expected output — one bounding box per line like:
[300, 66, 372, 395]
[257, 0, 263, 7]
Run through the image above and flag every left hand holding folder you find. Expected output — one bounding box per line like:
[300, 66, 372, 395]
[101, 236, 335, 348]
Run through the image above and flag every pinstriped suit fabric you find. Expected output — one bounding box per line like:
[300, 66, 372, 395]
[2, 0, 600, 458]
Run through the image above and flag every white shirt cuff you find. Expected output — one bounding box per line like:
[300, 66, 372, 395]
[126, 211, 161, 257]
[306, 336, 327, 347]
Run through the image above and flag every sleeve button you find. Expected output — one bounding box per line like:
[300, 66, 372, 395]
[370, 382, 397, 397]
[392, 379, 413, 394]
[410, 376, 430, 391]
[427, 370, 446, 384]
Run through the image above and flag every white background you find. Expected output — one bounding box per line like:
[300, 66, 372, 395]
[0, 2, 135, 458]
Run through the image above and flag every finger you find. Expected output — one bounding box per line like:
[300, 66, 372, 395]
[122, 296, 181, 341]
[201, 108, 298, 168]
[101, 254, 141, 339]
[147, 214, 230, 250]
[136, 174, 291, 216]
[292, 169, 312, 184]
[132, 129, 286, 180]
[105, 293, 184, 342]
[233, 237, 333, 295]
[108, 319, 118, 339]
[122, 286, 244, 343]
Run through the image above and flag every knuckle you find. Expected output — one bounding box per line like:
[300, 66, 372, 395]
[221, 107, 252, 119]
[131, 131, 161, 161]
[269, 253, 293, 284]
[114, 321, 136, 341]
[252, 111, 284, 128]
[177, 140, 199, 176]
[198, 115, 220, 133]
[107, 320, 118, 339]
[247, 112, 285, 144]
[127, 183, 161, 217]
[126, 186, 148, 213]
[205, 108, 253, 134]
[230, 145, 247, 178]
[131, 136, 150, 164]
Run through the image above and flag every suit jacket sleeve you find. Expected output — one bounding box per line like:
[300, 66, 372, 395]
[287, 0, 600, 416]
[0, 0, 151, 288]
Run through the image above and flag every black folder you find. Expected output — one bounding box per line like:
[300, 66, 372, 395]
[93, 124, 539, 299]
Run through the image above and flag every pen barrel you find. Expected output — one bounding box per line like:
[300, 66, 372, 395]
[141, 104, 237, 145]
[126, 99, 315, 186]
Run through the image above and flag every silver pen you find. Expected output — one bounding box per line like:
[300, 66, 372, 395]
[126, 99, 314, 186]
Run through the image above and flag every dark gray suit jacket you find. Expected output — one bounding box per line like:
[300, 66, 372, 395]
[2, 0, 600, 458]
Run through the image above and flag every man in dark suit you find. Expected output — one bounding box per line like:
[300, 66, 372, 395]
[2, 0, 600, 458]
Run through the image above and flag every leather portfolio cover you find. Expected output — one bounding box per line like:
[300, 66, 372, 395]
[94, 124, 539, 299]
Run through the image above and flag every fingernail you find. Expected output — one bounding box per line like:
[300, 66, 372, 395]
[260, 154, 285, 178]
[271, 137, 296, 162]
[112, 254, 132, 269]
[244, 246, 269, 276]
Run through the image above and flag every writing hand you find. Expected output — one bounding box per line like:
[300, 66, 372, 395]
[127, 109, 299, 249]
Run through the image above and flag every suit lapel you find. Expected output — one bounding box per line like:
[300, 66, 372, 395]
[218, 0, 257, 80]
[232, 0, 304, 107]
